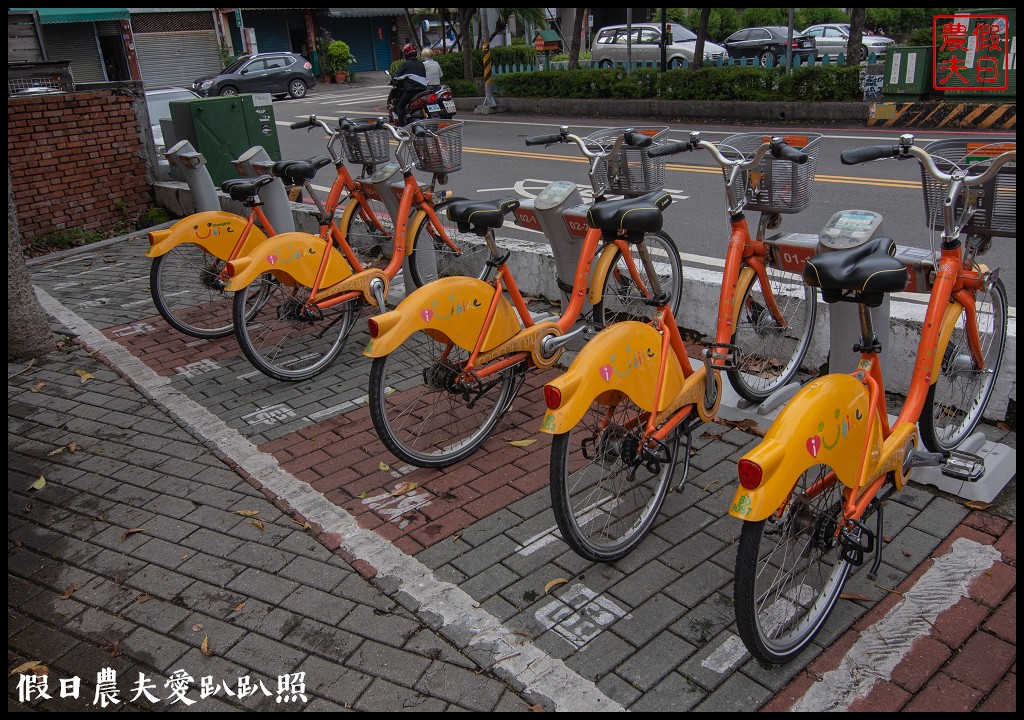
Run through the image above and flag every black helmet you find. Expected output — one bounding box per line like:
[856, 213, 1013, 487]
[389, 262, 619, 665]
[402, 43, 418, 59]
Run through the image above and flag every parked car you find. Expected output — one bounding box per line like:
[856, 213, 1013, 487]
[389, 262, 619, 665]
[192, 52, 316, 99]
[801, 23, 894, 62]
[722, 26, 817, 67]
[144, 86, 200, 180]
[592, 22, 728, 68]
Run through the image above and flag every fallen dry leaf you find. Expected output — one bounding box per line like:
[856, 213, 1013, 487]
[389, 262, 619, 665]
[840, 592, 871, 602]
[234, 510, 261, 517]
[543, 578, 568, 595]
[99, 639, 120, 657]
[31, 382, 46, 393]
[700, 431, 724, 441]
[290, 517, 312, 530]
[60, 584, 84, 600]
[506, 439, 537, 448]
[67, 442, 77, 453]
[391, 481, 417, 496]
[192, 623, 204, 633]
[246, 519, 265, 531]
[29, 476, 46, 491]
[120, 528, 147, 543]
[529, 704, 545, 712]
[137, 593, 153, 604]
[9, 660, 44, 676]
[232, 601, 246, 613]
[201, 635, 214, 657]
[964, 500, 992, 511]
[379, 461, 391, 472]
[74, 369, 94, 384]
[358, 491, 367, 499]
[48, 447, 65, 456]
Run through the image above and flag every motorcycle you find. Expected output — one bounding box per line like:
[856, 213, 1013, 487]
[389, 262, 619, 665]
[385, 70, 456, 126]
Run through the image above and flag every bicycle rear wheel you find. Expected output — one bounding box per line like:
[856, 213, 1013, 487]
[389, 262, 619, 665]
[368, 332, 520, 468]
[407, 197, 491, 288]
[150, 244, 237, 339]
[549, 395, 677, 563]
[593, 231, 683, 328]
[341, 194, 394, 271]
[728, 259, 817, 403]
[232, 273, 360, 382]
[920, 277, 1007, 453]
[734, 463, 852, 665]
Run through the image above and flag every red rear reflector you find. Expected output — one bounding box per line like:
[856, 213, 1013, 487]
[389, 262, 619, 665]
[367, 318, 380, 338]
[428, 93, 437, 103]
[738, 459, 763, 490]
[543, 385, 562, 410]
[224, 262, 236, 277]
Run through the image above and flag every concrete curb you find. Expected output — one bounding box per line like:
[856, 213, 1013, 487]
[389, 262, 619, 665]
[151, 181, 1016, 423]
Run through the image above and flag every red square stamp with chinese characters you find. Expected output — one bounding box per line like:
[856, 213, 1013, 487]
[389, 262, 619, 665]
[932, 14, 1010, 91]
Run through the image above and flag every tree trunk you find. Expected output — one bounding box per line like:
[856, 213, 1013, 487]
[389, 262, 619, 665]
[459, 8, 477, 81]
[568, 8, 584, 70]
[691, 8, 711, 70]
[8, 166, 54, 361]
[847, 8, 866, 66]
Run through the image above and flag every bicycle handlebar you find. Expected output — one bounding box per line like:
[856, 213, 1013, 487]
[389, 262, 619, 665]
[840, 145, 901, 165]
[648, 139, 696, 158]
[771, 140, 808, 164]
[843, 140, 1015, 187]
[624, 131, 653, 148]
[525, 126, 654, 158]
[525, 132, 563, 146]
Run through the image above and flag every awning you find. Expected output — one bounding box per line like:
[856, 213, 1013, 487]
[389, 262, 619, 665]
[24, 8, 130, 24]
[327, 8, 404, 18]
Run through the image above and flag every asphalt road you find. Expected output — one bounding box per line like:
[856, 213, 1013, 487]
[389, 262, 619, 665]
[266, 81, 1017, 309]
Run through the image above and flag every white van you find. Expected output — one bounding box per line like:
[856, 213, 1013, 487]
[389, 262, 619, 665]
[591, 22, 728, 68]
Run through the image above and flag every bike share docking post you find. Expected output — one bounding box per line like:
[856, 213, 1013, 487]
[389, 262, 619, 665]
[164, 140, 220, 213]
[232, 146, 296, 233]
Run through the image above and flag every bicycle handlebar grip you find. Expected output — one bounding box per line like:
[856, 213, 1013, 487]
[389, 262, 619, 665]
[625, 131, 653, 148]
[525, 133, 563, 146]
[647, 140, 693, 158]
[290, 117, 316, 130]
[841, 145, 901, 165]
[771, 142, 808, 164]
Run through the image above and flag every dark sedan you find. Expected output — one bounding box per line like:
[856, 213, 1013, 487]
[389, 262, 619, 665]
[722, 26, 817, 67]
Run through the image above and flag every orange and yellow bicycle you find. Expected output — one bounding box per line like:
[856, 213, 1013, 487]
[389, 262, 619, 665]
[729, 135, 1013, 664]
[537, 132, 820, 562]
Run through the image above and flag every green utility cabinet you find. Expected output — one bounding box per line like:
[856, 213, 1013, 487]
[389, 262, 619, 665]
[883, 46, 933, 100]
[169, 94, 281, 185]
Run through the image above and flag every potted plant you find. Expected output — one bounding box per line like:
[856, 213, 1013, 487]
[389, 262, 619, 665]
[327, 40, 355, 84]
[316, 32, 336, 82]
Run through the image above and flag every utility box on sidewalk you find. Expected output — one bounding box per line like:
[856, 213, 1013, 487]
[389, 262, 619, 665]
[883, 46, 933, 100]
[169, 93, 281, 185]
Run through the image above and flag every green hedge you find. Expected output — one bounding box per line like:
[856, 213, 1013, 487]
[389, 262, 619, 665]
[493, 65, 863, 102]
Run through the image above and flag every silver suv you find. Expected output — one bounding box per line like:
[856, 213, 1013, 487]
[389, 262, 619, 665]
[801, 23, 894, 62]
[592, 22, 728, 68]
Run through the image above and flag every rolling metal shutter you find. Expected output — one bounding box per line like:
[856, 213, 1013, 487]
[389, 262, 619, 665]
[245, 10, 291, 53]
[41, 24, 104, 83]
[134, 31, 222, 88]
[329, 17, 375, 71]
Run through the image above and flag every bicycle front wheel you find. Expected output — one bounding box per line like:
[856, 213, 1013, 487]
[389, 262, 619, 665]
[593, 230, 683, 328]
[368, 331, 520, 468]
[728, 260, 817, 403]
[920, 276, 1007, 453]
[232, 273, 360, 382]
[734, 463, 852, 665]
[341, 194, 394, 271]
[150, 244, 237, 339]
[406, 197, 491, 288]
[549, 395, 677, 563]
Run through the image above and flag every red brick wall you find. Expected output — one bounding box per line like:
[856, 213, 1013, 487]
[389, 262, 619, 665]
[8, 89, 154, 243]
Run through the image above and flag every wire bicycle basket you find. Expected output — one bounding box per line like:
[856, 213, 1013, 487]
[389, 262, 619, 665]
[920, 139, 1016, 239]
[341, 118, 392, 165]
[719, 132, 824, 213]
[584, 126, 669, 197]
[409, 119, 464, 175]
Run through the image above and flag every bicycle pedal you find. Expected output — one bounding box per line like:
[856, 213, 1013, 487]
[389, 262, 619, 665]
[704, 343, 741, 372]
[839, 520, 875, 567]
[940, 450, 985, 482]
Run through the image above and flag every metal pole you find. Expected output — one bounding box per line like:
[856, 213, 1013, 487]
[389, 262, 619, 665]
[626, 8, 632, 74]
[787, 8, 794, 73]
[482, 39, 496, 107]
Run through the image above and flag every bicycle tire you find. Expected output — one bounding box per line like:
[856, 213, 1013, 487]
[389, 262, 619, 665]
[727, 259, 817, 403]
[549, 394, 677, 563]
[340, 193, 395, 271]
[406, 197, 491, 288]
[368, 331, 520, 468]
[734, 463, 853, 665]
[593, 230, 684, 328]
[150, 244, 237, 339]
[232, 273, 360, 382]
[919, 276, 1007, 453]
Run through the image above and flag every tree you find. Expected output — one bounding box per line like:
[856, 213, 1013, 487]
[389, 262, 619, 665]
[8, 166, 54, 361]
[568, 7, 584, 70]
[847, 8, 866, 65]
[458, 7, 477, 80]
[487, 8, 547, 44]
[691, 8, 711, 70]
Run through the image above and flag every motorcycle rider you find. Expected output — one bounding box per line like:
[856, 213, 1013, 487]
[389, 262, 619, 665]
[421, 47, 443, 90]
[394, 43, 427, 126]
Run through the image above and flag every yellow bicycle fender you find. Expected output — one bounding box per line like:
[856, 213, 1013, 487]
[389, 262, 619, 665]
[539, 321, 685, 434]
[728, 373, 877, 522]
[146, 212, 267, 260]
[224, 232, 352, 291]
[587, 243, 622, 306]
[364, 277, 520, 357]
[930, 301, 966, 384]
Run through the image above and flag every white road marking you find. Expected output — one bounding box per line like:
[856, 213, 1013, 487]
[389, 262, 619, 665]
[701, 634, 748, 674]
